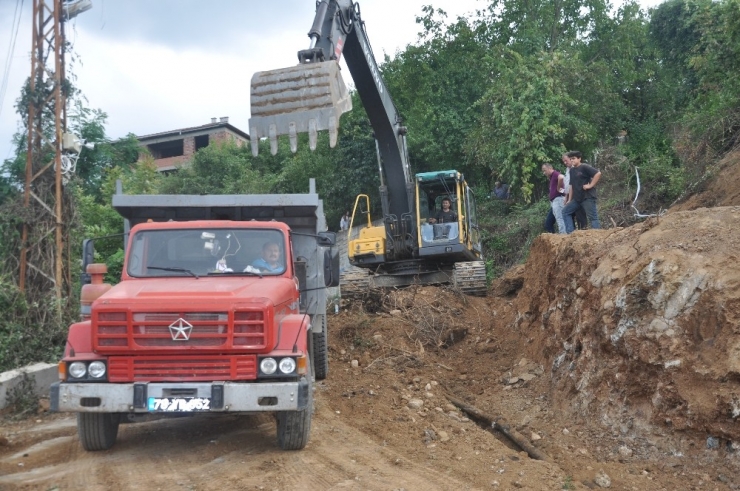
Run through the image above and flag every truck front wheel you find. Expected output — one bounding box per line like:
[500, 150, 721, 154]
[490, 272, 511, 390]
[276, 366, 313, 450]
[77, 412, 120, 451]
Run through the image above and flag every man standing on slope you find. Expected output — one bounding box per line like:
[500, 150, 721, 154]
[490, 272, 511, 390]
[562, 151, 601, 233]
[541, 163, 566, 233]
[562, 152, 587, 230]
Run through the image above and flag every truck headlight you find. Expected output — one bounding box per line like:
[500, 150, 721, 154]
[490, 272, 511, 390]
[260, 357, 277, 375]
[279, 357, 296, 374]
[68, 362, 87, 379]
[88, 361, 107, 378]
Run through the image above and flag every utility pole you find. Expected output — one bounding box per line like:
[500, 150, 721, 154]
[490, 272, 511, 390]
[19, 0, 68, 304]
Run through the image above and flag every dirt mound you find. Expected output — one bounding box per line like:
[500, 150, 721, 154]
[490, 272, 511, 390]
[506, 208, 740, 443]
[672, 149, 740, 211]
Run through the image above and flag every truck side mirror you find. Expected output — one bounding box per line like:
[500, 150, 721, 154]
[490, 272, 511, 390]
[317, 231, 336, 247]
[324, 249, 340, 288]
[81, 239, 95, 286]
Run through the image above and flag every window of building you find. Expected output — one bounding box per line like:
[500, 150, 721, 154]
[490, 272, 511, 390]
[195, 134, 209, 151]
[147, 139, 184, 159]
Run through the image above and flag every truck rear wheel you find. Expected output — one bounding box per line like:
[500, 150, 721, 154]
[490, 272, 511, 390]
[276, 365, 313, 450]
[77, 412, 120, 451]
[312, 315, 329, 380]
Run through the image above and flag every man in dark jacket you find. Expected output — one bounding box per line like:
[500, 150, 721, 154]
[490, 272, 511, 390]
[429, 197, 457, 224]
[562, 152, 587, 230]
[428, 197, 458, 240]
[562, 151, 601, 234]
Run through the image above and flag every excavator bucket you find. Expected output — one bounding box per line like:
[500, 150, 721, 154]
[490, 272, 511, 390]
[249, 61, 352, 156]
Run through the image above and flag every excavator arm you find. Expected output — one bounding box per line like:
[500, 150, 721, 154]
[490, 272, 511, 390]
[250, 1, 486, 294]
[249, 0, 415, 258]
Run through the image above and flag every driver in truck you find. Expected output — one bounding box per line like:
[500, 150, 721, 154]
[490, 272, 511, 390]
[251, 241, 284, 273]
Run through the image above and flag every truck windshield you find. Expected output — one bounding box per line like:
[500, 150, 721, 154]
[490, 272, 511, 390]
[127, 228, 287, 278]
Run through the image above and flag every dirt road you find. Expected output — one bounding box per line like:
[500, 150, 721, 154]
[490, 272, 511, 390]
[0, 389, 566, 491]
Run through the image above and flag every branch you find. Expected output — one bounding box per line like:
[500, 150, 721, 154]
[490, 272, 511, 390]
[444, 392, 552, 462]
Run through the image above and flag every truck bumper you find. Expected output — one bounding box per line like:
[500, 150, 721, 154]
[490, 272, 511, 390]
[50, 378, 309, 413]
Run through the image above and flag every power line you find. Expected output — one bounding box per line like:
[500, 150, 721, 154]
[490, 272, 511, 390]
[0, 0, 25, 120]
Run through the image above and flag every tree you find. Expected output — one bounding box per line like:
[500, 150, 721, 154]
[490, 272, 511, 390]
[381, 8, 494, 185]
[468, 50, 590, 201]
[158, 140, 277, 195]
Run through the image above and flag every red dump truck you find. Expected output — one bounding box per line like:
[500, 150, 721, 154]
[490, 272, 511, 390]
[51, 180, 338, 451]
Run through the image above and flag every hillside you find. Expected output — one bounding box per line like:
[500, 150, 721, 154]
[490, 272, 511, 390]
[322, 149, 740, 488]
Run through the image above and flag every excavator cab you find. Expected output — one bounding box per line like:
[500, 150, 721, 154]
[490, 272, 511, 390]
[415, 171, 483, 263]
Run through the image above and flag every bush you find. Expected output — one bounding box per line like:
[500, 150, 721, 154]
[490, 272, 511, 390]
[0, 275, 68, 372]
[478, 198, 551, 279]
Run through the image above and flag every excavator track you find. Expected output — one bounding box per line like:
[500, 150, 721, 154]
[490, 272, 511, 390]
[341, 262, 487, 298]
[340, 268, 372, 298]
[452, 261, 488, 297]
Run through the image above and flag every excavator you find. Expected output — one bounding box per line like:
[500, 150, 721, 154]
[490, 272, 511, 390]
[249, 0, 486, 295]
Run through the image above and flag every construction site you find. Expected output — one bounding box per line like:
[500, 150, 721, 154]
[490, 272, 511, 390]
[1, 0, 739, 490]
[0, 151, 737, 490]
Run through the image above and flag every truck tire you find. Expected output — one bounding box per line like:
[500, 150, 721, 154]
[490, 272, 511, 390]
[276, 364, 313, 450]
[312, 315, 329, 380]
[77, 412, 120, 451]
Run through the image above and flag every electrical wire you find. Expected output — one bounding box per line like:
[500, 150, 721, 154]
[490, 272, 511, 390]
[0, 0, 25, 120]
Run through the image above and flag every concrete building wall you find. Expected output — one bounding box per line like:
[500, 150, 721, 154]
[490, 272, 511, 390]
[0, 363, 57, 410]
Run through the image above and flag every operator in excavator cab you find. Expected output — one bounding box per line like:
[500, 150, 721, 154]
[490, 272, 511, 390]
[428, 197, 458, 240]
[428, 197, 457, 225]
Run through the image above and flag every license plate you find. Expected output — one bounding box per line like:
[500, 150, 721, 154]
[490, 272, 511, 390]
[147, 397, 211, 412]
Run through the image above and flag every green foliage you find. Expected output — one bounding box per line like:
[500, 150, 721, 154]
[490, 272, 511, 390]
[311, 93, 382, 228]
[0, 274, 68, 372]
[468, 50, 590, 201]
[479, 0, 612, 54]
[651, 0, 740, 152]
[382, 9, 494, 182]
[478, 198, 551, 279]
[73, 157, 163, 284]
[159, 140, 276, 195]
[67, 101, 113, 199]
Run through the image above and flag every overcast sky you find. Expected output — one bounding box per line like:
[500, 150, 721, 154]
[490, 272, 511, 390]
[0, 0, 663, 163]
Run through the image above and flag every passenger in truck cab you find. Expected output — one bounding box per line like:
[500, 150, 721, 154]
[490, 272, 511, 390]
[251, 241, 284, 273]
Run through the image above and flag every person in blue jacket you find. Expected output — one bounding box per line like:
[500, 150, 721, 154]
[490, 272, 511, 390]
[251, 241, 284, 273]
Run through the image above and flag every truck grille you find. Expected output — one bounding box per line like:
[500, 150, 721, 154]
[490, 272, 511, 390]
[108, 355, 257, 382]
[94, 310, 267, 351]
